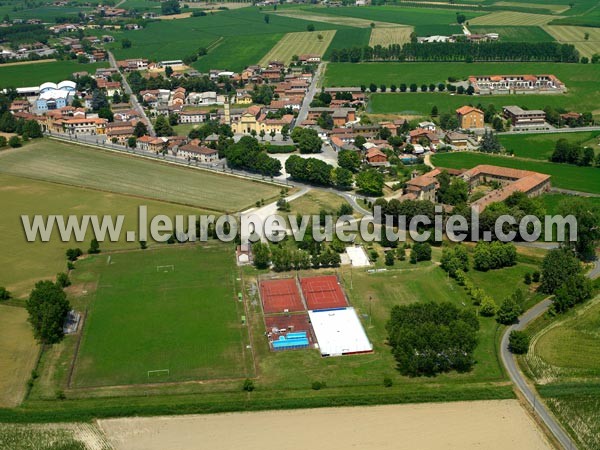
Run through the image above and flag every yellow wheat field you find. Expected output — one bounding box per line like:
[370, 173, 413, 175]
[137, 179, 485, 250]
[543, 25, 600, 58]
[470, 11, 561, 26]
[259, 30, 337, 66]
[369, 26, 414, 47]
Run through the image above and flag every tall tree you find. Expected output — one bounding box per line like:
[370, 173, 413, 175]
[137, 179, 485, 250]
[26, 281, 70, 345]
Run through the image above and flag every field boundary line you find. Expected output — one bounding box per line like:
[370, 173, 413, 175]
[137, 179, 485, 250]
[67, 307, 89, 389]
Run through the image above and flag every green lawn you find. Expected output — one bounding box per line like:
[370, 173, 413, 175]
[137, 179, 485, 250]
[72, 245, 251, 387]
[325, 62, 600, 117]
[0, 139, 280, 212]
[498, 131, 600, 160]
[431, 151, 600, 194]
[0, 61, 108, 88]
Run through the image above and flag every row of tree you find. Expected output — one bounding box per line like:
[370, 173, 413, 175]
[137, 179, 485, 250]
[472, 241, 517, 272]
[253, 242, 341, 272]
[329, 42, 579, 63]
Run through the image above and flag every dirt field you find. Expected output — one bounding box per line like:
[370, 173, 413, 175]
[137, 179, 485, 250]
[182, 1, 249, 9]
[259, 30, 336, 66]
[0, 59, 57, 67]
[0, 305, 39, 407]
[369, 26, 414, 46]
[543, 25, 600, 58]
[470, 11, 561, 26]
[99, 400, 552, 450]
[157, 12, 193, 20]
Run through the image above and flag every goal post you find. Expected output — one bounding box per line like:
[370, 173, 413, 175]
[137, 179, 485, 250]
[147, 369, 170, 379]
[156, 265, 175, 272]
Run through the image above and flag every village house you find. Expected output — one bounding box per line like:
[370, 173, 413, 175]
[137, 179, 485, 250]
[503, 105, 548, 130]
[456, 105, 484, 130]
[62, 117, 107, 135]
[177, 144, 219, 163]
[136, 135, 166, 152]
[444, 131, 469, 148]
[365, 148, 388, 167]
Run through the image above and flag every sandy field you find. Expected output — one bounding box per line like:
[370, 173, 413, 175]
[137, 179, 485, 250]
[99, 400, 552, 450]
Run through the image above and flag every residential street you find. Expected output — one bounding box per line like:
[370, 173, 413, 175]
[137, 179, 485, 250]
[293, 62, 325, 129]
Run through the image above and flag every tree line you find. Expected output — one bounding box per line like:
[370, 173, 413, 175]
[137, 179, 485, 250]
[329, 42, 579, 63]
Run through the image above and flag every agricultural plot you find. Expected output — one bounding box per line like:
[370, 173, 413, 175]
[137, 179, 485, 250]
[0, 306, 39, 407]
[542, 25, 600, 58]
[272, 10, 396, 28]
[0, 140, 280, 212]
[0, 61, 108, 88]
[72, 245, 251, 387]
[470, 11, 561, 26]
[431, 152, 600, 194]
[369, 26, 414, 47]
[0, 423, 111, 450]
[493, 1, 571, 14]
[468, 25, 555, 42]
[303, 5, 485, 35]
[524, 297, 600, 450]
[259, 30, 337, 66]
[324, 27, 371, 59]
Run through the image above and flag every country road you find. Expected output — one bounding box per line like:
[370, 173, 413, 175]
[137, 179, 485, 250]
[500, 257, 600, 450]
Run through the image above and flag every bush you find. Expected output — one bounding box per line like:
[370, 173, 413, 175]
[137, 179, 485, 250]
[242, 379, 255, 392]
[56, 272, 71, 288]
[508, 330, 529, 354]
[369, 249, 379, 261]
[140, 240, 147, 250]
[88, 238, 100, 254]
[66, 248, 83, 261]
[524, 272, 532, 285]
[383, 377, 393, 388]
[67, 262, 75, 271]
[385, 250, 395, 266]
[55, 389, 66, 400]
[496, 293, 522, 325]
[479, 296, 497, 317]
[8, 135, 21, 148]
[410, 242, 432, 264]
[0, 286, 10, 301]
[265, 144, 296, 154]
[532, 271, 540, 283]
[311, 381, 326, 390]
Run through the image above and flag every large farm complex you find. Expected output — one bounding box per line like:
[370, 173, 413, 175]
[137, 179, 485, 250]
[0, 0, 599, 449]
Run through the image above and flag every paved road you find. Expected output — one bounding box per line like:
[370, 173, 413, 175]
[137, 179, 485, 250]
[550, 187, 600, 198]
[293, 62, 324, 129]
[498, 126, 600, 136]
[500, 255, 599, 450]
[107, 51, 156, 136]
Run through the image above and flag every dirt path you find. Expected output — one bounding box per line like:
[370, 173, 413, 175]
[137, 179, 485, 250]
[99, 400, 552, 450]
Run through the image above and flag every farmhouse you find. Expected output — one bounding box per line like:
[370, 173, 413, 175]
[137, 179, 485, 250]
[468, 74, 566, 95]
[177, 144, 219, 162]
[456, 106, 484, 130]
[461, 165, 551, 210]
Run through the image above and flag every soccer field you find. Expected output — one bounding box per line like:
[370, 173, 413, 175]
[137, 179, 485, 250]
[72, 245, 252, 387]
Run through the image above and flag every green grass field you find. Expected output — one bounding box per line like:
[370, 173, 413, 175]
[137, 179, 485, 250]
[107, 7, 354, 70]
[470, 10, 559, 25]
[469, 25, 555, 42]
[0, 306, 39, 407]
[0, 173, 210, 297]
[523, 296, 600, 450]
[498, 131, 600, 160]
[72, 245, 251, 387]
[327, 63, 600, 116]
[303, 5, 485, 36]
[539, 193, 600, 214]
[543, 25, 600, 58]
[0, 140, 280, 212]
[0, 61, 108, 88]
[431, 151, 600, 194]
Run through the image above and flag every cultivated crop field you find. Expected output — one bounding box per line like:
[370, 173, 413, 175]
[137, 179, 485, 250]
[259, 30, 336, 66]
[303, 5, 485, 36]
[0, 305, 39, 407]
[369, 26, 414, 47]
[0, 61, 108, 88]
[431, 152, 600, 194]
[0, 422, 111, 450]
[469, 25, 555, 42]
[470, 11, 560, 26]
[523, 297, 600, 450]
[542, 25, 600, 58]
[493, 2, 570, 13]
[0, 140, 280, 212]
[72, 245, 251, 387]
[498, 131, 600, 160]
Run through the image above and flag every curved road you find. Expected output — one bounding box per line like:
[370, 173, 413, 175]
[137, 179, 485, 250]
[500, 259, 599, 450]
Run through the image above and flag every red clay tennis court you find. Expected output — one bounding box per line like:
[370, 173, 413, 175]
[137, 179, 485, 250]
[260, 278, 305, 314]
[300, 275, 348, 310]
